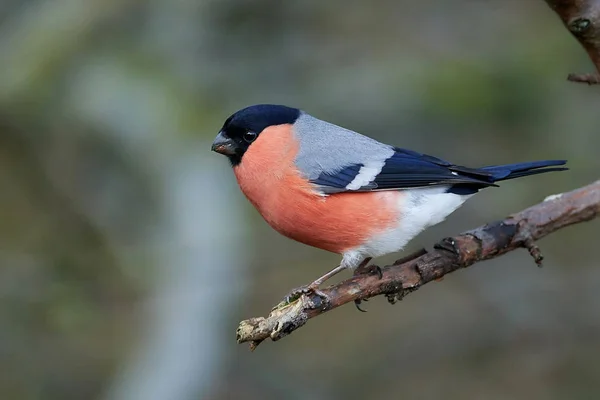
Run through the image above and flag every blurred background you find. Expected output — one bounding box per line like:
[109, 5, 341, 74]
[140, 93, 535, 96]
[0, 0, 599, 399]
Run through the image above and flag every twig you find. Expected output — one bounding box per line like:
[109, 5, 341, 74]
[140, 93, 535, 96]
[544, 0, 600, 84]
[236, 181, 600, 350]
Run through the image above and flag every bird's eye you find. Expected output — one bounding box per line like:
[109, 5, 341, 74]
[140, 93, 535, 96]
[243, 131, 257, 143]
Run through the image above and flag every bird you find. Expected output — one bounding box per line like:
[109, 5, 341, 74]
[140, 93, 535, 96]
[211, 104, 567, 307]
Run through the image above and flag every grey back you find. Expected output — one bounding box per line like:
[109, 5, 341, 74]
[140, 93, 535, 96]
[292, 112, 394, 180]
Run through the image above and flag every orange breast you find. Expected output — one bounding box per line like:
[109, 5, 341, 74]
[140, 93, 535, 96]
[233, 124, 400, 254]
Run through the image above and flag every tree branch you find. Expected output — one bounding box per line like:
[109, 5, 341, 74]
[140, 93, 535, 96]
[237, 181, 600, 350]
[544, 0, 600, 84]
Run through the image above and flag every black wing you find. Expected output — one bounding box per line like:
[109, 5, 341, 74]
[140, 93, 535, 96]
[311, 147, 498, 194]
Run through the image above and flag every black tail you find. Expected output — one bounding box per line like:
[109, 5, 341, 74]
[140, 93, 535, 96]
[447, 159, 567, 195]
[480, 160, 568, 182]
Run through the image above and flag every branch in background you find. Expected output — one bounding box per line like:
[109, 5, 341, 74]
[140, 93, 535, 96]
[237, 181, 600, 350]
[544, 0, 600, 84]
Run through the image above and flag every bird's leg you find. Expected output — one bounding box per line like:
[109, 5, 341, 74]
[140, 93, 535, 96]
[283, 264, 347, 305]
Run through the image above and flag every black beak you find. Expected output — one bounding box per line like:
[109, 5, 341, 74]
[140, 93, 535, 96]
[211, 132, 236, 155]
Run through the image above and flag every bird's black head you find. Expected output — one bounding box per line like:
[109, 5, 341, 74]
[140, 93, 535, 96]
[211, 104, 301, 166]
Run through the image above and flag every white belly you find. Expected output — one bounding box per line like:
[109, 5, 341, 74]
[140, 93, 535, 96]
[342, 186, 473, 268]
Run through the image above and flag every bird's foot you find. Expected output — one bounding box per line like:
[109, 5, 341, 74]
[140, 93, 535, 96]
[354, 298, 369, 312]
[353, 264, 383, 279]
[353, 260, 382, 312]
[281, 283, 329, 306]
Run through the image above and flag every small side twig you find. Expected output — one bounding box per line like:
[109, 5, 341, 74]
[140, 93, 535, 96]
[567, 73, 600, 84]
[544, 0, 600, 84]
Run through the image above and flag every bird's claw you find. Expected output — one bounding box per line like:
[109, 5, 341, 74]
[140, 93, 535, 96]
[354, 264, 383, 279]
[372, 265, 383, 279]
[354, 298, 369, 312]
[282, 284, 329, 306]
[352, 263, 382, 312]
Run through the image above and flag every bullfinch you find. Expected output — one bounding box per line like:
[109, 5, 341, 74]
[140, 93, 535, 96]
[211, 104, 567, 306]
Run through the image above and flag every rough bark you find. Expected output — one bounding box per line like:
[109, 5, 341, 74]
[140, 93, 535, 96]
[544, 0, 600, 83]
[237, 181, 600, 350]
